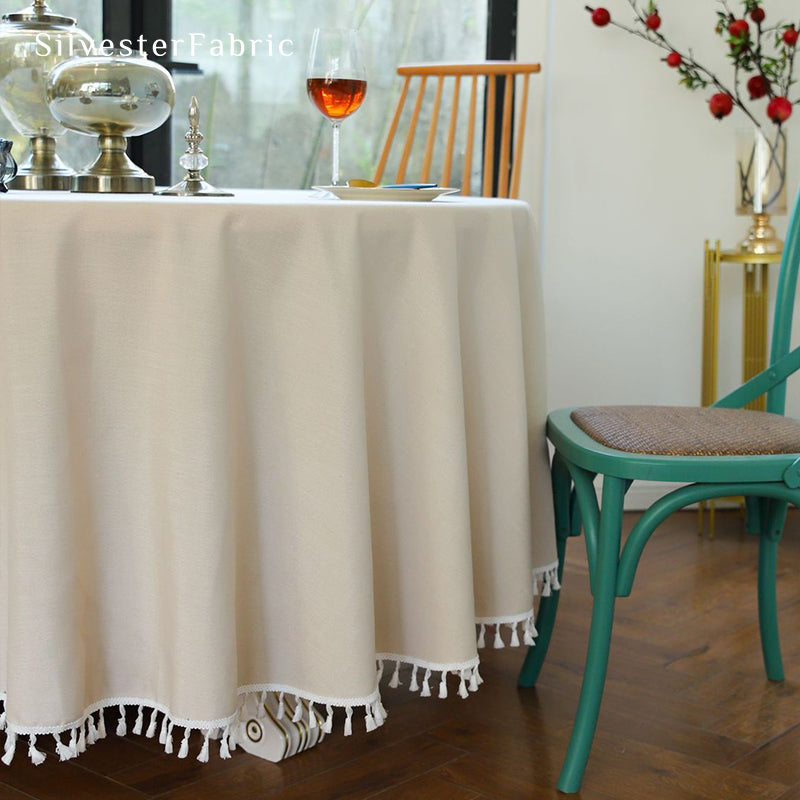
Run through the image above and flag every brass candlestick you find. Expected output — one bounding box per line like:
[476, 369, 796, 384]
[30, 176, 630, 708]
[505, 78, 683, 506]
[157, 97, 233, 197]
[739, 213, 783, 255]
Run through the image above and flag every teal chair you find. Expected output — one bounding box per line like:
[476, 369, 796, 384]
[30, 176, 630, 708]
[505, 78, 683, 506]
[518, 183, 800, 794]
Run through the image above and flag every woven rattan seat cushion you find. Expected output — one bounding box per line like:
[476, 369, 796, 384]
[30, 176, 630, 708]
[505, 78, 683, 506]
[570, 406, 800, 456]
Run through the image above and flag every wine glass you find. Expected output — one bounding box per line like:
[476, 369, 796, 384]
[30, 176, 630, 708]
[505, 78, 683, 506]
[306, 28, 367, 186]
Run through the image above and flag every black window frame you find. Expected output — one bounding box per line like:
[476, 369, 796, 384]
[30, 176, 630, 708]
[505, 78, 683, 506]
[104, 0, 518, 187]
[487, 0, 518, 196]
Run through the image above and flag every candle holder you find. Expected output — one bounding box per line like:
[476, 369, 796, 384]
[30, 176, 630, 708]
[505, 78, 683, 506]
[157, 96, 233, 197]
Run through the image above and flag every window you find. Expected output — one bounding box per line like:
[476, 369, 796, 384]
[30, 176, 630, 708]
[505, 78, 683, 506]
[0, 1, 516, 189]
[170, 1, 489, 189]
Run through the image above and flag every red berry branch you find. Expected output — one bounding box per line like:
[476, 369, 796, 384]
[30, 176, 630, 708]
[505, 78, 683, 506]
[586, 0, 800, 130]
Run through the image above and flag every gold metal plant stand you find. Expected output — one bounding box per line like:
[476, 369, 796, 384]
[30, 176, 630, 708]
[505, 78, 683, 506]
[699, 240, 782, 537]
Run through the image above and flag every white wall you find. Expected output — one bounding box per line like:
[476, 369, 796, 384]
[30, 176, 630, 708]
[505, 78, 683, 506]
[517, 1, 800, 506]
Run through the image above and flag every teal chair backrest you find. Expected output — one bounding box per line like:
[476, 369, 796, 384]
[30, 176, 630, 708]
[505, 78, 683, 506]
[767, 182, 800, 416]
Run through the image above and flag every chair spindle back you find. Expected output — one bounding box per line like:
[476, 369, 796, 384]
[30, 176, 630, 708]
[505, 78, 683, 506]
[373, 62, 541, 198]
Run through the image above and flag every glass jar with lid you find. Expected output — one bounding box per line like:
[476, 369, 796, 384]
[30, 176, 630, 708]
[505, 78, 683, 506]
[0, 1, 93, 189]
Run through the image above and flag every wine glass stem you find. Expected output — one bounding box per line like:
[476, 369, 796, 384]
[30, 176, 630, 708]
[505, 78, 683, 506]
[331, 121, 341, 186]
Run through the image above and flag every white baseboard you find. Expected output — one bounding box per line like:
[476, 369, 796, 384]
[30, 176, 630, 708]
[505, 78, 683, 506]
[622, 480, 681, 510]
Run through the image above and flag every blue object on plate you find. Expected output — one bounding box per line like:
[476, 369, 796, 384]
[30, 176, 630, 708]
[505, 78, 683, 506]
[382, 183, 438, 189]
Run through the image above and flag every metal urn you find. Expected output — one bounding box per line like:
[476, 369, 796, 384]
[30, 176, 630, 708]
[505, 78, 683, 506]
[0, 0, 93, 190]
[47, 48, 175, 193]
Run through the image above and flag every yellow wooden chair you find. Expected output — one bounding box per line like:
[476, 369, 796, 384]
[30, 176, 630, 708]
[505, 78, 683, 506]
[373, 61, 541, 198]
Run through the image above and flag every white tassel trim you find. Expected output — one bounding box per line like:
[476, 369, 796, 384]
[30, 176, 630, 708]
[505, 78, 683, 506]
[476, 611, 539, 652]
[87, 714, 98, 745]
[533, 562, 561, 597]
[373, 699, 386, 727]
[0, 659, 496, 765]
[1, 732, 15, 766]
[523, 617, 537, 646]
[178, 727, 190, 759]
[55, 733, 73, 762]
[197, 730, 211, 763]
[28, 734, 46, 766]
[228, 722, 238, 752]
[308, 702, 317, 729]
[0, 716, 241, 766]
[164, 722, 174, 754]
[146, 708, 158, 739]
[494, 626, 505, 649]
[364, 704, 376, 733]
[421, 668, 432, 697]
[219, 725, 231, 759]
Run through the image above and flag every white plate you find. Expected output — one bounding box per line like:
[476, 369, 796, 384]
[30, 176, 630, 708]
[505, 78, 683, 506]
[313, 185, 459, 202]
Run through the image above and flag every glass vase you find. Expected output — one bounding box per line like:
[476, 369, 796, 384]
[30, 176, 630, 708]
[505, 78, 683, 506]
[736, 127, 788, 254]
[0, 1, 94, 190]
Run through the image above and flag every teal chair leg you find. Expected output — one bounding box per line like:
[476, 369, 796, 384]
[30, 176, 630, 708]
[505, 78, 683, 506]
[557, 476, 625, 794]
[758, 499, 787, 682]
[745, 495, 761, 535]
[519, 454, 571, 687]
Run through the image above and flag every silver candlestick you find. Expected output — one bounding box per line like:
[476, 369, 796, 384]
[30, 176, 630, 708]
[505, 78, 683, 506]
[157, 96, 233, 197]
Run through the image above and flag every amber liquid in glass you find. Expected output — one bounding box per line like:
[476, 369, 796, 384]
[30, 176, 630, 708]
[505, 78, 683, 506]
[306, 78, 367, 120]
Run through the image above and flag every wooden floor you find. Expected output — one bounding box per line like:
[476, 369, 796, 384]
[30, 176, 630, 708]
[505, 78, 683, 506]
[3, 509, 800, 799]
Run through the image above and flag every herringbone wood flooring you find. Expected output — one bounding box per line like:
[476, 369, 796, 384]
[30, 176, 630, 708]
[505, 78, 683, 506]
[2, 510, 800, 799]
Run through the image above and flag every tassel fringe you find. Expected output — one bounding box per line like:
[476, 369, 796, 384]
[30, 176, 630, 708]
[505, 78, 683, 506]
[198, 730, 210, 763]
[28, 734, 45, 766]
[1, 732, 15, 766]
[219, 726, 231, 759]
[0, 619, 543, 767]
[178, 727, 190, 759]
[55, 733, 73, 762]
[146, 708, 158, 739]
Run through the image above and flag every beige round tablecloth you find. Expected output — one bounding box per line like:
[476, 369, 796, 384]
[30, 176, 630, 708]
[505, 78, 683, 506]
[0, 189, 555, 763]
